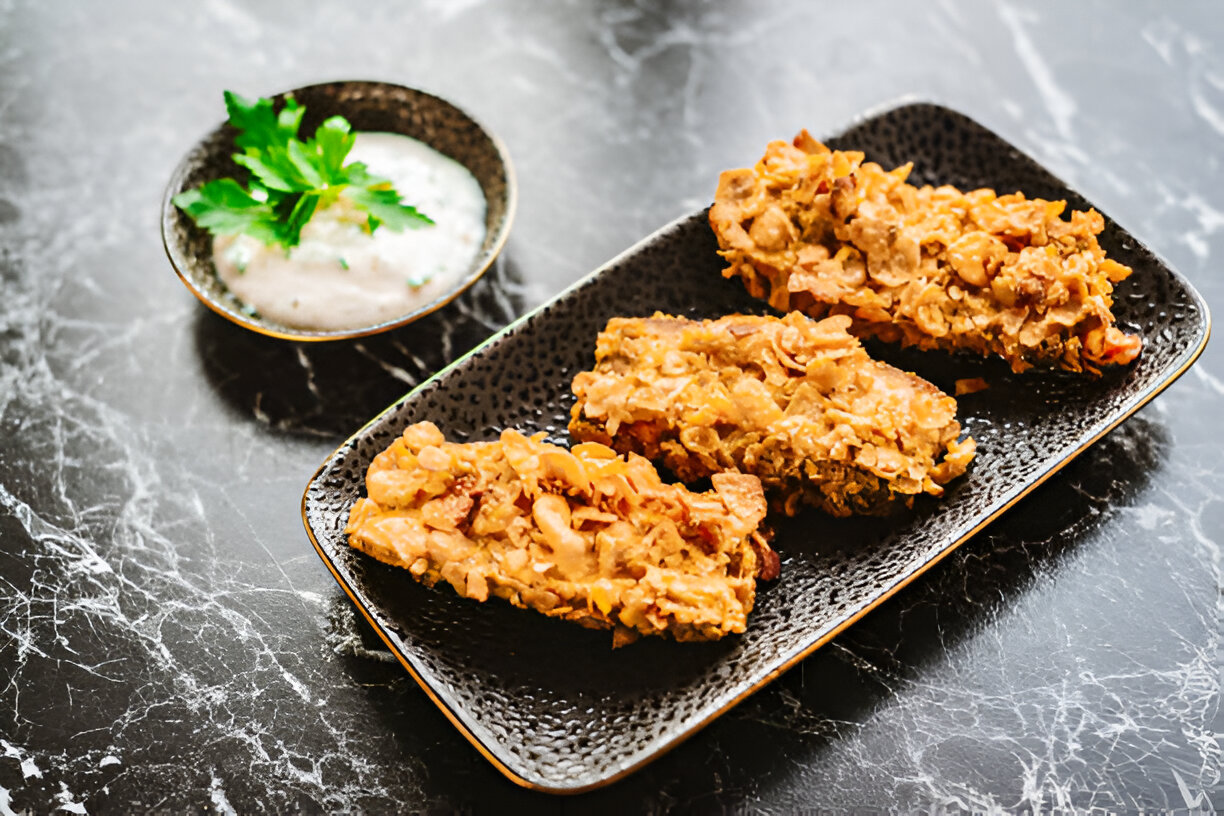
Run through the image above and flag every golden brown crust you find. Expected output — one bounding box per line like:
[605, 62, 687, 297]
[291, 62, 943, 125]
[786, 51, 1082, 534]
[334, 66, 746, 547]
[569, 312, 975, 517]
[709, 131, 1142, 374]
[345, 422, 775, 644]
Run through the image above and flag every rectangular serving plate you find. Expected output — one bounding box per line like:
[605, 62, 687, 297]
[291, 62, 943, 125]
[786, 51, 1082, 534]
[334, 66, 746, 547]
[301, 102, 1210, 793]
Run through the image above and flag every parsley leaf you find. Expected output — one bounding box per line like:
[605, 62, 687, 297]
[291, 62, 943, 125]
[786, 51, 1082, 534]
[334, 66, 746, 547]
[173, 178, 282, 245]
[173, 91, 433, 250]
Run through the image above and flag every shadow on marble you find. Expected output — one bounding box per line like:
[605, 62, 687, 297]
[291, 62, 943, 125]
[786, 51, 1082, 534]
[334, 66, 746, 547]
[590, 0, 709, 50]
[190, 253, 531, 440]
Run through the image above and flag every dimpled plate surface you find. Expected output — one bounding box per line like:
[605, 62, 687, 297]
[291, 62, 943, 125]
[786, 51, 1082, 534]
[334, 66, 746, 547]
[301, 103, 1209, 792]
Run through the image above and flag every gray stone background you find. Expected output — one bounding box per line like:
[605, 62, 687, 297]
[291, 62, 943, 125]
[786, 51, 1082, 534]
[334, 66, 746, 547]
[0, 1, 1219, 811]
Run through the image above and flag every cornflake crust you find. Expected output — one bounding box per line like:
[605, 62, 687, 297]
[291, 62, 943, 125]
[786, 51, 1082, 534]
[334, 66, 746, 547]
[709, 130, 1143, 374]
[570, 312, 976, 518]
[345, 422, 778, 646]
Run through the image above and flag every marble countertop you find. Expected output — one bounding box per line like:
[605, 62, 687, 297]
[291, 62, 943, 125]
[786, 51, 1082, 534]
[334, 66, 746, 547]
[1, 1, 1220, 811]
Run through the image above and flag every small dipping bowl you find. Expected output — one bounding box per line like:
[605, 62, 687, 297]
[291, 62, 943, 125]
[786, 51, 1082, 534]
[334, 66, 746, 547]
[162, 80, 517, 341]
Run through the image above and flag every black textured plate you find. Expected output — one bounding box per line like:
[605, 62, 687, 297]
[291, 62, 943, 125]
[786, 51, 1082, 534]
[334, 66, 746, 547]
[301, 102, 1210, 792]
[162, 80, 516, 341]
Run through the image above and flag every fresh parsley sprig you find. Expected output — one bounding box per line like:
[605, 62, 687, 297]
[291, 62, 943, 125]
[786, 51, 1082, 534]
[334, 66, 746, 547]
[173, 91, 433, 250]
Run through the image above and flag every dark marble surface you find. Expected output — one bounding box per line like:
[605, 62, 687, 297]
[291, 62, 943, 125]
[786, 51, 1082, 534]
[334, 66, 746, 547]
[0, 1, 1220, 812]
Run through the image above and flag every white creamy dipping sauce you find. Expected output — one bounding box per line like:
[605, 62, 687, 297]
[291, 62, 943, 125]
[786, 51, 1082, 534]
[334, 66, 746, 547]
[213, 132, 487, 331]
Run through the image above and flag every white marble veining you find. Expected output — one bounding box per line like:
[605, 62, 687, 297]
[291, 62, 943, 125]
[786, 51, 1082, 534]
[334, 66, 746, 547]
[0, 0, 1220, 811]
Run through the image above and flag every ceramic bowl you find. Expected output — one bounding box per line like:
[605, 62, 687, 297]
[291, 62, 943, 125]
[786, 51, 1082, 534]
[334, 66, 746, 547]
[161, 80, 516, 341]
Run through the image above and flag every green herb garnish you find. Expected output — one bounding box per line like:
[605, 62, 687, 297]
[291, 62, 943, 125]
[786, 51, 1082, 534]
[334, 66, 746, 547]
[173, 91, 433, 249]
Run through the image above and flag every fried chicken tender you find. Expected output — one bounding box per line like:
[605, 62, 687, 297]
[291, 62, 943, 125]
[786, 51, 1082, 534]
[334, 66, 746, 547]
[569, 312, 975, 517]
[709, 130, 1143, 374]
[345, 422, 778, 645]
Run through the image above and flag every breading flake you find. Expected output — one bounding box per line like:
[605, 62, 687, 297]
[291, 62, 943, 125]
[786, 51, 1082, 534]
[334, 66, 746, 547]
[345, 422, 777, 644]
[570, 312, 975, 517]
[709, 131, 1142, 373]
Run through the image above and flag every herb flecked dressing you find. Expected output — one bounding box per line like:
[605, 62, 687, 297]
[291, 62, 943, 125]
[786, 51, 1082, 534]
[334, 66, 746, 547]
[214, 133, 487, 331]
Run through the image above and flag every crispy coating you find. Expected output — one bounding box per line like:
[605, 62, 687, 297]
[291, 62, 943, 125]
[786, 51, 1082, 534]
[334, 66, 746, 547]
[709, 130, 1142, 374]
[345, 422, 777, 645]
[570, 312, 975, 517]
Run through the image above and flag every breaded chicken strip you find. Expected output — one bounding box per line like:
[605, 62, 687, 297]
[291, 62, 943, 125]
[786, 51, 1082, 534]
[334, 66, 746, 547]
[709, 130, 1142, 374]
[345, 422, 777, 645]
[570, 312, 975, 517]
